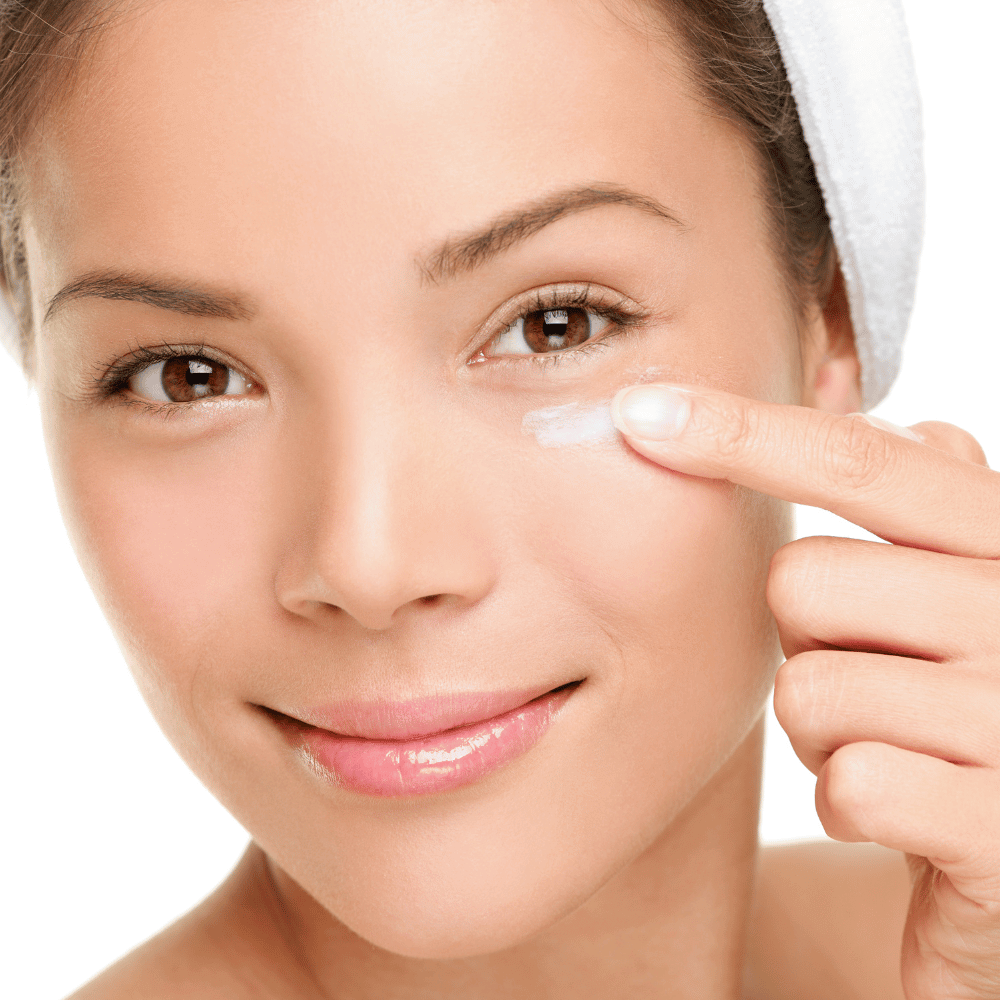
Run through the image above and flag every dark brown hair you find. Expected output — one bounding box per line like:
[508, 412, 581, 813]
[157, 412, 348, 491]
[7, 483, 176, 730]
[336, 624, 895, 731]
[0, 2, 126, 369]
[0, 0, 832, 372]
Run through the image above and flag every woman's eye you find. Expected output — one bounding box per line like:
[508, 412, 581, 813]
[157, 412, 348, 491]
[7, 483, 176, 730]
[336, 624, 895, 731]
[128, 356, 253, 403]
[487, 307, 611, 356]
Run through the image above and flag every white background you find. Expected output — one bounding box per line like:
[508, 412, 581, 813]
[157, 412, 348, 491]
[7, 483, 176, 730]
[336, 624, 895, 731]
[2, 1, 998, 995]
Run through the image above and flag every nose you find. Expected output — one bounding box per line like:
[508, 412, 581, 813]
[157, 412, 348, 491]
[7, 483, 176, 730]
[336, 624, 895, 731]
[273, 388, 498, 633]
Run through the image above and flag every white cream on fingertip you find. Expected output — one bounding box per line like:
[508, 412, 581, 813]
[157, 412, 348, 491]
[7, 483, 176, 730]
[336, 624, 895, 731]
[853, 413, 923, 442]
[522, 401, 619, 448]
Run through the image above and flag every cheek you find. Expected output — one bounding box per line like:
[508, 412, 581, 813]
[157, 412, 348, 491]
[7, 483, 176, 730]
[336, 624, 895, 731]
[45, 415, 270, 717]
[518, 437, 787, 798]
[522, 438, 785, 658]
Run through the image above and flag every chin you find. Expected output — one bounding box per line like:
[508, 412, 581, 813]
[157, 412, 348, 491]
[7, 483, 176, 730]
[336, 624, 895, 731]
[250, 739, 650, 960]
[336, 869, 576, 960]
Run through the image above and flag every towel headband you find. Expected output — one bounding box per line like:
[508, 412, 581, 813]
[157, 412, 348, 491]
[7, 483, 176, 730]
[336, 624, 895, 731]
[0, 0, 924, 409]
[762, 0, 924, 409]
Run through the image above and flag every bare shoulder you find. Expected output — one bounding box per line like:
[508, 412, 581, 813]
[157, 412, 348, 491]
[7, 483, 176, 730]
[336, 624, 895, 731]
[747, 840, 911, 1000]
[66, 903, 233, 1000]
[65, 847, 311, 1000]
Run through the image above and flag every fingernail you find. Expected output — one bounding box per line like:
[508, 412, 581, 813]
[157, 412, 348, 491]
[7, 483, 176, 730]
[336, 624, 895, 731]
[612, 385, 692, 440]
[855, 414, 923, 442]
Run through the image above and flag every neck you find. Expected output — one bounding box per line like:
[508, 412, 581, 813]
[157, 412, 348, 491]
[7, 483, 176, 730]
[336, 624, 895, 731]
[209, 719, 764, 1000]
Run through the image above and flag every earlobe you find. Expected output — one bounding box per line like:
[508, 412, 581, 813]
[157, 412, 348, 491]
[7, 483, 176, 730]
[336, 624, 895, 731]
[803, 266, 862, 415]
[810, 351, 862, 415]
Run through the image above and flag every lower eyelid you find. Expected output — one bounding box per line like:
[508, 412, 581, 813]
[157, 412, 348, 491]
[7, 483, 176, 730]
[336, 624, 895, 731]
[487, 330, 625, 372]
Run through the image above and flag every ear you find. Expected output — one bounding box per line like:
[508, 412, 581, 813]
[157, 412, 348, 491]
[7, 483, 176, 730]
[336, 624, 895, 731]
[800, 266, 862, 415]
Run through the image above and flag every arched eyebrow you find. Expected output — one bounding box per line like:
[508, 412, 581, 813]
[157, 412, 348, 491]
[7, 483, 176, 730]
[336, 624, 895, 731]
[416, 183, 687, 285]
[44, 271, 254, 325]
[43, 185, 684, 320]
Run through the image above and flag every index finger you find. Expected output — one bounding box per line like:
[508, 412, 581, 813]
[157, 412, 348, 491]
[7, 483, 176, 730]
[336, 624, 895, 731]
[610, 383, 1000, 558]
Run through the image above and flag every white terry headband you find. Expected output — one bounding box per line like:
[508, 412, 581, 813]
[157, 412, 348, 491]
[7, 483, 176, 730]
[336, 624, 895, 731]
[762, 0, 924, 410]
[1, 0, 924, 410]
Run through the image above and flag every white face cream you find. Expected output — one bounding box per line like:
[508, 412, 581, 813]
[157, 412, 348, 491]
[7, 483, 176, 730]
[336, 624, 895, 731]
[521, 369, 666, 449]
[521, 401, 619, 448]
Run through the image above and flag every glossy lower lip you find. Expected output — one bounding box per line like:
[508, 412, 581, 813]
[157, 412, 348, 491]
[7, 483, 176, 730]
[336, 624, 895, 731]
[289, 684, 579, 797]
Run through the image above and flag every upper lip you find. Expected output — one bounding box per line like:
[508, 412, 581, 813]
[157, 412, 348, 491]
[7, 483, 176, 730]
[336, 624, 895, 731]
[271, 681, 580, 741]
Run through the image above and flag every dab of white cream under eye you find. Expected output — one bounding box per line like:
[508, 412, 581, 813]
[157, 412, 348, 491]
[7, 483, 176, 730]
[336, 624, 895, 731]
[521, 369, 668, 448]
[522, 401, 619, 448]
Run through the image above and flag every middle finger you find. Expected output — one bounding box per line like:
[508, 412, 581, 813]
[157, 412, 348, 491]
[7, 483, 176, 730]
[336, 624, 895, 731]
[767, 535, 1000, 663]
[774, 650, 1000, 773]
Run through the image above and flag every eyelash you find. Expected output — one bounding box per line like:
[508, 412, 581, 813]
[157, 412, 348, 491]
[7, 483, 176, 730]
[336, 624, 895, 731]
[91, 342, 252, 414]
[477, 284, 650, 370]
[91, 284, 649, 411]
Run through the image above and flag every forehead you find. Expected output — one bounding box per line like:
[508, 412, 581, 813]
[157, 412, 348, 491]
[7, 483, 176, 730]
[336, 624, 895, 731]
[22, 0, 750, 306]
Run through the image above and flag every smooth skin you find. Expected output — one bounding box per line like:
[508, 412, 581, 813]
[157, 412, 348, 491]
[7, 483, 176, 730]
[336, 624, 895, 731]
[10, 0, 996, 997]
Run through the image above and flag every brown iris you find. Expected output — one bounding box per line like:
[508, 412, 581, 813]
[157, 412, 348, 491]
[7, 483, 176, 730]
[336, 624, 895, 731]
[161, 356, 231, 402]
[522, 307, 592, 353]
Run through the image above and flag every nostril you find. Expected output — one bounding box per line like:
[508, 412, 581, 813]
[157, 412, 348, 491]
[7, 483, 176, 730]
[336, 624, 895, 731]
[420, 594, 445, 606]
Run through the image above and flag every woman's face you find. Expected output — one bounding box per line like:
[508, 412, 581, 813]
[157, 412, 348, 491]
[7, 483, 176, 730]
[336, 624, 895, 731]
[24, 0, 810, 958]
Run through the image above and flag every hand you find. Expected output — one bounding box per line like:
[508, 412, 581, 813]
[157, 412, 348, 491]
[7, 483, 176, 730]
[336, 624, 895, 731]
[612, 383, 1000, 1000]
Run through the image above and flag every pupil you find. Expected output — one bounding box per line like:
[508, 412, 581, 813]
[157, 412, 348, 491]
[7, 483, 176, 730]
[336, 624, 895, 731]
[186, 360, 213, 386]
[522, 307, 591, 353]
[543, 309, 569, 336]
[161, 356, 229, 402]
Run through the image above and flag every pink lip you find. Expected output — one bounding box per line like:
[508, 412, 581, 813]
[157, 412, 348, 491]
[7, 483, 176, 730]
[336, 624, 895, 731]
[285, 684, 578, 797]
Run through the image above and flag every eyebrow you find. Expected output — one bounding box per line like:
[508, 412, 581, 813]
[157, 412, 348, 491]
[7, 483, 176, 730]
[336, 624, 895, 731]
[43, 185, 684, 319]
[44, 271, 254, 324]
[416, 183, 687, 285]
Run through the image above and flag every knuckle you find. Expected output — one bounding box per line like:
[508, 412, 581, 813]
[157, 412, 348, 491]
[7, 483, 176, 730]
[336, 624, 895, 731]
[982, 557, 1000, 592]
[765, 545, 799, 617]
[822, 743, 879, 816]
[705, 395, 759, 466]
[773, 650, 843, 732]
[772, 659, 810, 732]
[767, 536, 840, 623]
[822, 415, 897, 493]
